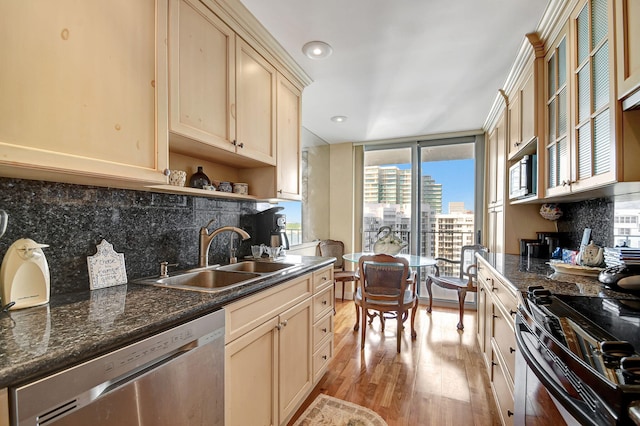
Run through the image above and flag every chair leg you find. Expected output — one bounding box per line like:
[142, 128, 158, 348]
[354, 303, 360, 331]
[426, 277, 433, 313]
[361, 304, 367, 350]
[341, 280, 346, 302]
[396, 311, 402, 353]
[457, 288, 467, 330]
[410, 301, 418, 339]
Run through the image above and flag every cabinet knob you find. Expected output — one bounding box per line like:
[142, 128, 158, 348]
[232, 140, 245, 148]
[163, 168, 171, 176]
[321, 328, 327, 333]
[322, 300, 328, 305]
[322, 355, 328, 360]
[514, 142, 521, 147]
[510, 347, 516, 353]
[485, 277, 491, 281]
[322, 277, 328, 281]
[492, 314, 498, 319]
[508, 410, 514, 417]
[510, 310, 517, 316]
[281, 320, 288, 327]
[491, 361, 498, 367]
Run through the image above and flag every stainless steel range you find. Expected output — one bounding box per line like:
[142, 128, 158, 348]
[516, 286, 640, 425]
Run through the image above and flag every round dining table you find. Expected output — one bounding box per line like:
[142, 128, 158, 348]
[342, 252, 437, 268]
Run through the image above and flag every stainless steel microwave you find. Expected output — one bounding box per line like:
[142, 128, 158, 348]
[509, 155, 536, 200]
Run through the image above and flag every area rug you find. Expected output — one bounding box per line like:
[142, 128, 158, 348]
[292, 394, 388, 426]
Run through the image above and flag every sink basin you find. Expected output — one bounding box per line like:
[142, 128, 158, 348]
[135, 269, 261, 292]
[217, 261, 297, 273]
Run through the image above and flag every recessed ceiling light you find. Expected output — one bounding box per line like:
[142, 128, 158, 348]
[331, 115, 347, 123]
[302, 41, 333, 59]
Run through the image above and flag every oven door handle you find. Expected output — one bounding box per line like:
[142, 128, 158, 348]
[515, 316, 604, 426]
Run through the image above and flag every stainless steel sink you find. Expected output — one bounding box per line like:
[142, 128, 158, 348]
[216, 261, 297, 273]
[134, 269, 262, 292]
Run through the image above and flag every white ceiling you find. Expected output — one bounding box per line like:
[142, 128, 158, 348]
[239, 0, 550, 145]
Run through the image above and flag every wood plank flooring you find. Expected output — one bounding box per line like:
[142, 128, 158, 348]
[288, 299, 501, 426]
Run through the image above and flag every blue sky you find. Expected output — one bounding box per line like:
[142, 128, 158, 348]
[279, 158, 475, 223]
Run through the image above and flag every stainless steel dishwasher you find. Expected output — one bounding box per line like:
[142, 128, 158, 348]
[10, 309, 225, 426]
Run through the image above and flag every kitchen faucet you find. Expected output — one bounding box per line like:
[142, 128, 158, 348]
[199, 221, 251, 267]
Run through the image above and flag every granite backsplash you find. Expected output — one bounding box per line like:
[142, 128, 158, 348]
[556, 197, 615, 249]
[0, 178, 261, 294]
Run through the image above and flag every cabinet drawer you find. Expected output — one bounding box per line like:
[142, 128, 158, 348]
[492, 305, 516, 382]
[225, 273, 312, 343]
[313, 267, 333, 292]
[491, 348, 515, 426]
[313, 312, 333, 350]
[491, 277, 517, 317]
[313, 285, 334, 321]
[313, 339, 333, 382]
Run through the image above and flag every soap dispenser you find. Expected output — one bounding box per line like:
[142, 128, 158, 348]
[0, 238, 50, 310]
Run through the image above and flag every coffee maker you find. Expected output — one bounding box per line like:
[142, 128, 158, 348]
[253, 207, 290, 249]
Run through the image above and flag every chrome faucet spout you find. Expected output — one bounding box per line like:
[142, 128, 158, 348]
[199, 225, 251, 267]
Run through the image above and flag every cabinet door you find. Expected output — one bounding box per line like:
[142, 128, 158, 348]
[570, 0, 615, 192]
[236, 38, 276, 165]
[0, 0, 167, 185]
[276, 74, 302, 200]
[279, 298, 313, 422]
[615, 0, 640, 99]
[486, 113, 505, 208]
[521, 71, 536, 147]
[168, 0, 236, 153]
[545, 31, 572, 197]
[487, 205, 504, 255]
[507, 92, 521, 158]
[225, 316, 279, 426]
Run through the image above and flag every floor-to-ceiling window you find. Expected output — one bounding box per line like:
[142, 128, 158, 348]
[362, 135, 483, 306]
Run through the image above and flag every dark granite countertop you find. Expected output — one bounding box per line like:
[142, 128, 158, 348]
[0, 255, 334, 389]
[478, 253, 640, 300]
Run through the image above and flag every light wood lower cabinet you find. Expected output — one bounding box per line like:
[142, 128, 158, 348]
[0, 388, 8, 426]
[476, 257, 517, 426]
[224, 266, 334, 426]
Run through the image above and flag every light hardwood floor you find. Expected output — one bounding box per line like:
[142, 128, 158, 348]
[288, 299, 501, 426]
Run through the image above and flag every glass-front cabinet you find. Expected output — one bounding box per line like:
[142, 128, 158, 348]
[545, 0, 615, 197]
[545, 30, 570, 198]
[571, 0, 614, 191]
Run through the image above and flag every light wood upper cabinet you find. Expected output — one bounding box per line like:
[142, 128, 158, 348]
[167, 0, 280, 168]
[168, 0, 236, 155]
[276, 74, 302, 200]
[615, 0, 640, 100]
[0, 0, 168, 187]
[487, 110, 506, 209]
[235, 38, 277, 165]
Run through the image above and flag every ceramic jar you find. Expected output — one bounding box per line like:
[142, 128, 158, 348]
[233, 182, 248, 195]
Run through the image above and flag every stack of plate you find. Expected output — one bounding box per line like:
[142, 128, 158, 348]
[604, 247, 640, 267]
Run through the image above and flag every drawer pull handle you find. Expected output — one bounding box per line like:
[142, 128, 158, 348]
[492, 314, 498, 319]
[491, 287, 497, 292]
[322, 328, 327, 333]
[322, 277, 328, 281]
[510, 310, 517, 316]
[508, 410, 514, 417]
[510, 347, 516, 353]
[485, 277, 491, 281]
[322, 355, 328, 360]
[491, 361, 498, 367]
[322, 300, 328, 305]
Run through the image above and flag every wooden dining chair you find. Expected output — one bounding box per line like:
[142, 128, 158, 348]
[425, 244, 488, 330]
[318, 239, 357, 302]
[353, 254, 418, 353]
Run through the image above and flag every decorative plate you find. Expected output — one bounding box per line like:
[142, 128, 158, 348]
[547, 262, 603, 277]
